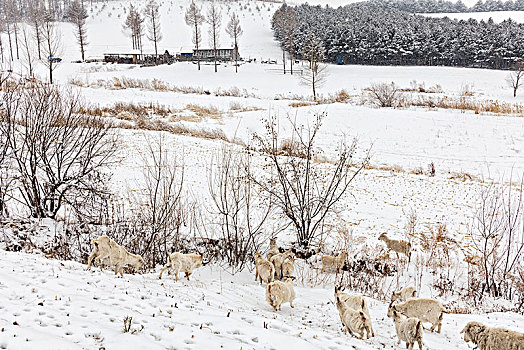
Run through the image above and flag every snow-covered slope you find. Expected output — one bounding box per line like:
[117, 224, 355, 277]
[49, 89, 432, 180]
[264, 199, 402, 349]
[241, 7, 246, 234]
[1, 250, 522, 349]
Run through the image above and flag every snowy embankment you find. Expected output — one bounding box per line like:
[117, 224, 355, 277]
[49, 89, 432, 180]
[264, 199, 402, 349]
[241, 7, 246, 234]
[0, 250, 522, 350]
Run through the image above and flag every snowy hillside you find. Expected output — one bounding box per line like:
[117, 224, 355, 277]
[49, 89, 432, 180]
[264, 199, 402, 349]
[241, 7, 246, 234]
[1, 0, 524, 348]
[1, 250, 523, 350]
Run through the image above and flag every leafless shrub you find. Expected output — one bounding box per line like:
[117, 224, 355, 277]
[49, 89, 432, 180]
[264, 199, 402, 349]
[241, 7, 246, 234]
[127, 135, 187, 268]
[207, 146, 273, 272]
[506, 62, 524, 97]
[469, 179, 524, 302]
[0, 81, 119, 220]
[368, 82, 399, 107]
[340, 244, 397, 300]
[251, 113, 369, 247]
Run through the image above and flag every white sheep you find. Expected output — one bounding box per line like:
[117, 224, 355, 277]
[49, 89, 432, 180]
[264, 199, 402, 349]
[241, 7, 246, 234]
[266, 238, 279, 261]
[254, 252, 275, 284]
[111, 245, 145, 277]
[388, 298, 448, 333]
[334, 286, 374, 338]
[87, 235, 117, 270]
[265, 277, 295, 312]
[321, 251, 348, 273]
[87, 236, 145, 276]
[158, 252, 203, 281]
[335, 291, 370, 339]
[270, 249, 293, 280]
[378, 233, 411, 261]
[460, 321, 524, 350]
[392, 286, 417, 302]
[388, 307, 423, 349]
[281, 256, 295, 279]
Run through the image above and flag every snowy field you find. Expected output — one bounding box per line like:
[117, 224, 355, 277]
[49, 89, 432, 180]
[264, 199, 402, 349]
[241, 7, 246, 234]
[1, 0, 524, 349]
[1, 250, 523, 350]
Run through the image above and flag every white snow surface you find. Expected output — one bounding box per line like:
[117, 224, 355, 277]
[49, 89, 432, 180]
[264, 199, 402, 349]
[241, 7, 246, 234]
[0, 250, 523, 350]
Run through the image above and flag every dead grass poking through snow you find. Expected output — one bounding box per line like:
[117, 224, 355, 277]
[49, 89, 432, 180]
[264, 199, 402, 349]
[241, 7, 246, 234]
[186, 104, 222, 119]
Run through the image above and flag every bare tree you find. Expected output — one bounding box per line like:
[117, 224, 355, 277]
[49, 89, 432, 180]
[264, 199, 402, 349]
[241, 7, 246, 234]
[28, 0, 44, 60]
[6, 0, 20, 60]
[301, 33, 327, 101]
[271, 6, 286, 73]
[41, 10, 62, 84]
[207, 1, 221, 73]
[3, 5, 14, 62]
[123, 4, 144, 52]
[0, 13, 5, 64]
[0, 67, 12, 218]
[144, 0, 162, 61]
[271, 5, 297, 75]
[225, 12, 242, 73]
[506, 62, 524, 97]
[470, 179, 524, 299]
[0, 81, 119, 219]
[185, 1, 205, 71]
[132, 135, 185, 267]
[20, 26, 36, 78]
[68, 0, 88, 61]
[251, 113, 369, 248]
[208, 146, 273, 271]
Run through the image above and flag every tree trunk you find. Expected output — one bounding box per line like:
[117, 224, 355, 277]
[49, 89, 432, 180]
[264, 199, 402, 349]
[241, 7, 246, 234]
[282, 43, 286, 74]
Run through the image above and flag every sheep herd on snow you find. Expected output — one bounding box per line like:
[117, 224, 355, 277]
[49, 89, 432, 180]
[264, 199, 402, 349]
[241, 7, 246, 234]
[85, 234, 524, 349]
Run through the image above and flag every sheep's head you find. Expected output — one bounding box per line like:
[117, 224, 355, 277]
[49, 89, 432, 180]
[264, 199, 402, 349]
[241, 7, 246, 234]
[254, 252, 262, 261]
[195, 255, 203, 268]
[340, 252, 348, 259]
[270, 238, 277, 247]
[391, 291, 401, 302]
[378, 232, 387, 241]
[387, 301, 397, 318]
[131, 255, 146, 272]
[460, 321, 486, 344]
[284, 276, 295, 284]
[334, 285, 345, 297]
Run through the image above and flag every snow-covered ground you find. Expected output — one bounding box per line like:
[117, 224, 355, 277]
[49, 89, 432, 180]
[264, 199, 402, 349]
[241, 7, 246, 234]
[1, 250, 523, 350]
[1, 0, 524, 348]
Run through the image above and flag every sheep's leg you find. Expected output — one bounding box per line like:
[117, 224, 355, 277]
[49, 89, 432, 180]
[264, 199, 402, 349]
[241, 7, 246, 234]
[345, 326, 354, 337]
[290, 300, 294, 308]
[115, 263, 124, 277]
[87, 249, 97, 270]
[407, 343, 413, 349]
[429, 322, 436, 332]
[255, 266, 259, 282]
[158, 264, 170, 279]
[185, 271, 191, 281]
[417, 339, 423, 350]
[437, 320, 442, 334]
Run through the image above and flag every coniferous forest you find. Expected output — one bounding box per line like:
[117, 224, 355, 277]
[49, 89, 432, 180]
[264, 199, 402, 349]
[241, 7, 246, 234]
[273, 3, 524, 68]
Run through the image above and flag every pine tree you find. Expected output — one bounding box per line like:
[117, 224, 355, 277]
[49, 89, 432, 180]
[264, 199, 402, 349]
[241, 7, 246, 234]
[145, 0, 162, 60]
[301, 33, 327, 101]
[68, 0, 88, 61]
[207, 1, 222, 73]
[185, 1, 205, 70]
[226, 13, 242, 73]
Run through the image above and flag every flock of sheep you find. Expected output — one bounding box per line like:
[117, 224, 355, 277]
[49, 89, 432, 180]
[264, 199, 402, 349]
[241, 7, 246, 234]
[85, 234, 524, 350]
